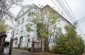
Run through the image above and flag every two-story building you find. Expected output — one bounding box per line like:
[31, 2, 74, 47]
[13, 4, 73, 50]
[13, 4, 40, 48]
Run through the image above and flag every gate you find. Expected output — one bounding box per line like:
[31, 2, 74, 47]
[32, 39, 42, 52]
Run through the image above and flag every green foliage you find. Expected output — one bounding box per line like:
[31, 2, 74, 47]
[52, 25, 85, 55]
[26, 6, 63, 52]
[0, 21, 7, 33]
[37, 22, 48, 38]
[43, 7, 60, 25]
[26, 23, 33, 32]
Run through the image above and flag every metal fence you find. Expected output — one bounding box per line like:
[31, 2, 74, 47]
[32, 40, 42, 52]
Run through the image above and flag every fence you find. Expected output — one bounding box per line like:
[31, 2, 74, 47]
[32, 40, 42, 52]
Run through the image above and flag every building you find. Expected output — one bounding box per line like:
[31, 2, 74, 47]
[42, 5, 73, 50]
[13, 4, 40, 48]
[13, 4, 73, 50]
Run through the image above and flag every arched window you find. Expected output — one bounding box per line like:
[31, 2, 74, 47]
[20, 36, 23, 43]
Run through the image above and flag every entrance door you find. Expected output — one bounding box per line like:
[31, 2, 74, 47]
[18, 36, 23, 47]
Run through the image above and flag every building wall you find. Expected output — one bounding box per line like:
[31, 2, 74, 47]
[13, 5, 40, 48]
[48, 18, 70, 50]
[13, 4, 72, 50]
[41, 5, 71, 50]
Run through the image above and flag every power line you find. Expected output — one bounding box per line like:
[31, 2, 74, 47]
[51, 0, 75, 23]
[63, 0, 85, 35]
[64, 0, 76, 21]
[63, 0, 84, 35]
[62, 0, 76, 22]
[52, 0, 84, 36]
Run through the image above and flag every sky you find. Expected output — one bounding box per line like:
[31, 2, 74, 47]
[65, 0, 85, 39]
[6, 0, 85, 41]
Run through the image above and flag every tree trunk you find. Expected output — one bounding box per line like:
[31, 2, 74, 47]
[41, 37, 44, 52]
[44, 37, 49, 52]
[0, 37, 5, 55]
[0, 33, 6, 55]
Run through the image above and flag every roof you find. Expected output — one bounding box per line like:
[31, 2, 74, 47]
[15, 4, 40, 21]
[15, 4, 74, 26]
[42, 5, 73, 26]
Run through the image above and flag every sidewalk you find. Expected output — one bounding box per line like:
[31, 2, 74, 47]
[12, 49, 32, 55]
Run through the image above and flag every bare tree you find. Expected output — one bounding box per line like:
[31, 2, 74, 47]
[0, 0, 23, 20]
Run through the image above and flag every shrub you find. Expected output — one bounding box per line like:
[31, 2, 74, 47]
[52, 25, 85, 55]
[0, 21, 7, 33]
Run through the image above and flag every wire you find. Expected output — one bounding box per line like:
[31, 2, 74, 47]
[62, 0, 84, 36]
[51, 0, 75, 23]
[61, 0, 75, 22]
[52, 0, 84, 36]
[65, 0, 76, 21]
[51, 0, 59, 10]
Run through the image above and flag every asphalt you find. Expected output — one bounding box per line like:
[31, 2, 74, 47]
[4, 47, 32, 55]
[4, 47, 9, 55]
[12, 49, 32, 55]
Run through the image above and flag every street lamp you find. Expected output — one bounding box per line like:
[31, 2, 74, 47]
[74, 17, 85, 38]
[74, 17, 85, 26]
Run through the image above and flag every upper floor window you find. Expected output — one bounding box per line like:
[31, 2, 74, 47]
[23, 10, 24, 13]
[21, 18, 24, 24]
[16, 29, 19, 34]
[17, 20, 20, 26]
[21, 26, 24, 33]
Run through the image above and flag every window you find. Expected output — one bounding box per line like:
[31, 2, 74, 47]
[28, 39, 30, 42]
[20, 36, 23, 43]
[23, 10, 24, 13]
[21, 26, 24, 33]
[27, 34, 30, 37]
[17, 20, 20, 26]
[15, 37, 18, 44]
[22, 18, 24, 23]
[26, 34, 30, 42]
[15, 40, 18, 44]
[20, 18, 24, 24]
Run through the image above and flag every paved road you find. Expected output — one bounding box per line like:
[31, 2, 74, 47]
[12, 49, 32, 55]
[4, 47, 32, 55]
[4, 47, 9, 55]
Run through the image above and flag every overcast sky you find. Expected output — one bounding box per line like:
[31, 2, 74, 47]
[65, 0, 85, 39]
[7, 0, 85, 41]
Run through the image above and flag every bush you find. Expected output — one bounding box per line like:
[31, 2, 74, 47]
[52, 25, 85, 55]
[0, 21, 7, 33]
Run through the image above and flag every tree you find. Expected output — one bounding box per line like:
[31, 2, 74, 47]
[52, 25, 85, 55]
[26, 6, 60, 52]
[0, 21, 7, 55]
[0, 21, 7, 33]
[37, 22, 49, 51]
